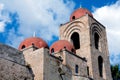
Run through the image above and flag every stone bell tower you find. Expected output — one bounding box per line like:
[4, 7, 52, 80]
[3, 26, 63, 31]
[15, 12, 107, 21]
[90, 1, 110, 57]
[60, 8, 112, 80]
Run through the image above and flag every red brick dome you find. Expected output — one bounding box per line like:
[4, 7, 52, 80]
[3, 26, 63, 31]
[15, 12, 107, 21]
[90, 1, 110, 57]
[18, 37, 48, 50]
[70, 8, 93, 21]
[50, 40, 76, 53]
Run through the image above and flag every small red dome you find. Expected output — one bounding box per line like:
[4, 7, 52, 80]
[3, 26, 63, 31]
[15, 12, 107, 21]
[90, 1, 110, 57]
[18, 37, 48, 50]
[70, 8, 93, 21]
[50, 40, 76, 53]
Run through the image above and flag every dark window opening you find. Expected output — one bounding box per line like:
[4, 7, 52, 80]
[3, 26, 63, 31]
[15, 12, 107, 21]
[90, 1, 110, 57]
[71, 49, 74, 53]
[98, 56, 103, 77]
[75, 65, 79, 73]
[32, 43, 34, 46]
[51, 48, 54, 53]
[24, 78, 27, 80]
[94, 33, 99, 49]
[72, 16, 75, 20]
[71, 32, 80, 49]
[64, 46, 66, 49]
[87, 66, 89, 76]
[21, 45, 25, 49]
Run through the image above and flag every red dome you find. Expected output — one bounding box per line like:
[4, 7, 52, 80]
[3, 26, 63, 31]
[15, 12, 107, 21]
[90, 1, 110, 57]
[18, 37, 48, 50]
[70, 8, 93, 21]
[50, 40, 76, 53]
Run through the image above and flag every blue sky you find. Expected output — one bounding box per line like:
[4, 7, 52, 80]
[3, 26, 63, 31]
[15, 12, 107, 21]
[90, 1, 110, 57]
[0, 0, 120, 65]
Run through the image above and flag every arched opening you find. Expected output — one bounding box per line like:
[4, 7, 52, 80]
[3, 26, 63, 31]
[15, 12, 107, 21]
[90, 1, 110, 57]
[72, 16, 75, 20]
[51, 48, 54, 53]
[75, 65, 79, 73]
[21, 45, 25, 49]
[94, 33, 99, 49]
[32, 43, 34, 46]
[71, 32, 80, 49]
[98, 56, 103, 77]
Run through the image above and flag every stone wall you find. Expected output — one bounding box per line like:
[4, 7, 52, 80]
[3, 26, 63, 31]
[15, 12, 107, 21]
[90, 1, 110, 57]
[0, 43, 33, 80]
[0, 43, 25, 65]
[22, 45, 90, 80]
[89, 16, 112, 80]
[22, 46, 45, 80]
[0, 58, 33, 80]
[62, 50, 88, 77]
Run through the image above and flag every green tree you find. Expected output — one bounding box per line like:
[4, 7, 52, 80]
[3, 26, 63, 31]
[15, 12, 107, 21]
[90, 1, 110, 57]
[111, 64, 120, 80]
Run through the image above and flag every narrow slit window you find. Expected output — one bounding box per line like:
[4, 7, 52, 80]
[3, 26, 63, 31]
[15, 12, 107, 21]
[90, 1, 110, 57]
[98, 56, 103, 77]
[75, 65, 79, 73]
[87, 66, 89, 76]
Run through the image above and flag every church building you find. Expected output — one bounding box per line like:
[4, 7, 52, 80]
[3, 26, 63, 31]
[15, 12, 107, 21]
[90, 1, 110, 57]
[0, 8, 112, 80]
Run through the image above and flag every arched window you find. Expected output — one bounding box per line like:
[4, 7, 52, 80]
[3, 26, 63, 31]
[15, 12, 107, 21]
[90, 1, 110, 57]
[21, 45, 25, 49]
[94, 33, 99, 49]
[75, 65, 79, 73]
[51, 48, 54, 53]
[71, 32, 80, 49]
[32, 43, 34, 46]
[72, 16, 75, 20]
[98, 56, 103, 77]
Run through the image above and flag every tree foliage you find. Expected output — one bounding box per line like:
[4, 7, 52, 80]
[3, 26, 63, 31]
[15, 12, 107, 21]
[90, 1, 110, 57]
[111, 64, 120, 80]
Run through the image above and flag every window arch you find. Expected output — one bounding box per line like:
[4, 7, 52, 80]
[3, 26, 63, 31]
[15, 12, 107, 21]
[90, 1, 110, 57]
[21, 45, 25, 49]
[98, 56, 103, 77]
[94, 33, 99, 49]
[71, 32, 80, 49]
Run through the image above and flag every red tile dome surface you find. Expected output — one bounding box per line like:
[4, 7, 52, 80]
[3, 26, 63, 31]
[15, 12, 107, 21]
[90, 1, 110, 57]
[70, 8, 93, 21]
[50, 40, 76, 53]
[18, 37, 48, 50]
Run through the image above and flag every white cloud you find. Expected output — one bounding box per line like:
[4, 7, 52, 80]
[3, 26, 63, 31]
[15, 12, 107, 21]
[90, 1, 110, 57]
[6, 28, 24, 48]
[93, 0, 120, 65]
[0, 3, 11, 32]
[0, 22, 5, 32]
[110, 53, 120, 65]
[0, 0, 75, 47]
[0, 3, 6, 32]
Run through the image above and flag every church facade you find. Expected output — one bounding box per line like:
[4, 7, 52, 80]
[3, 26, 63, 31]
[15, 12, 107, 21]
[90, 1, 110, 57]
[0, 8, 112, 80]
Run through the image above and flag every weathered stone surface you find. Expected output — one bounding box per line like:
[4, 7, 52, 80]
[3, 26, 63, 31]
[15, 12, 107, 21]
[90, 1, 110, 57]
[0, 58, 33, 80]
[0, 43, 25, 65]
[0, 43, 33, 80]
[60, 14, 112, 80]
[23, 45, 89, 80]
